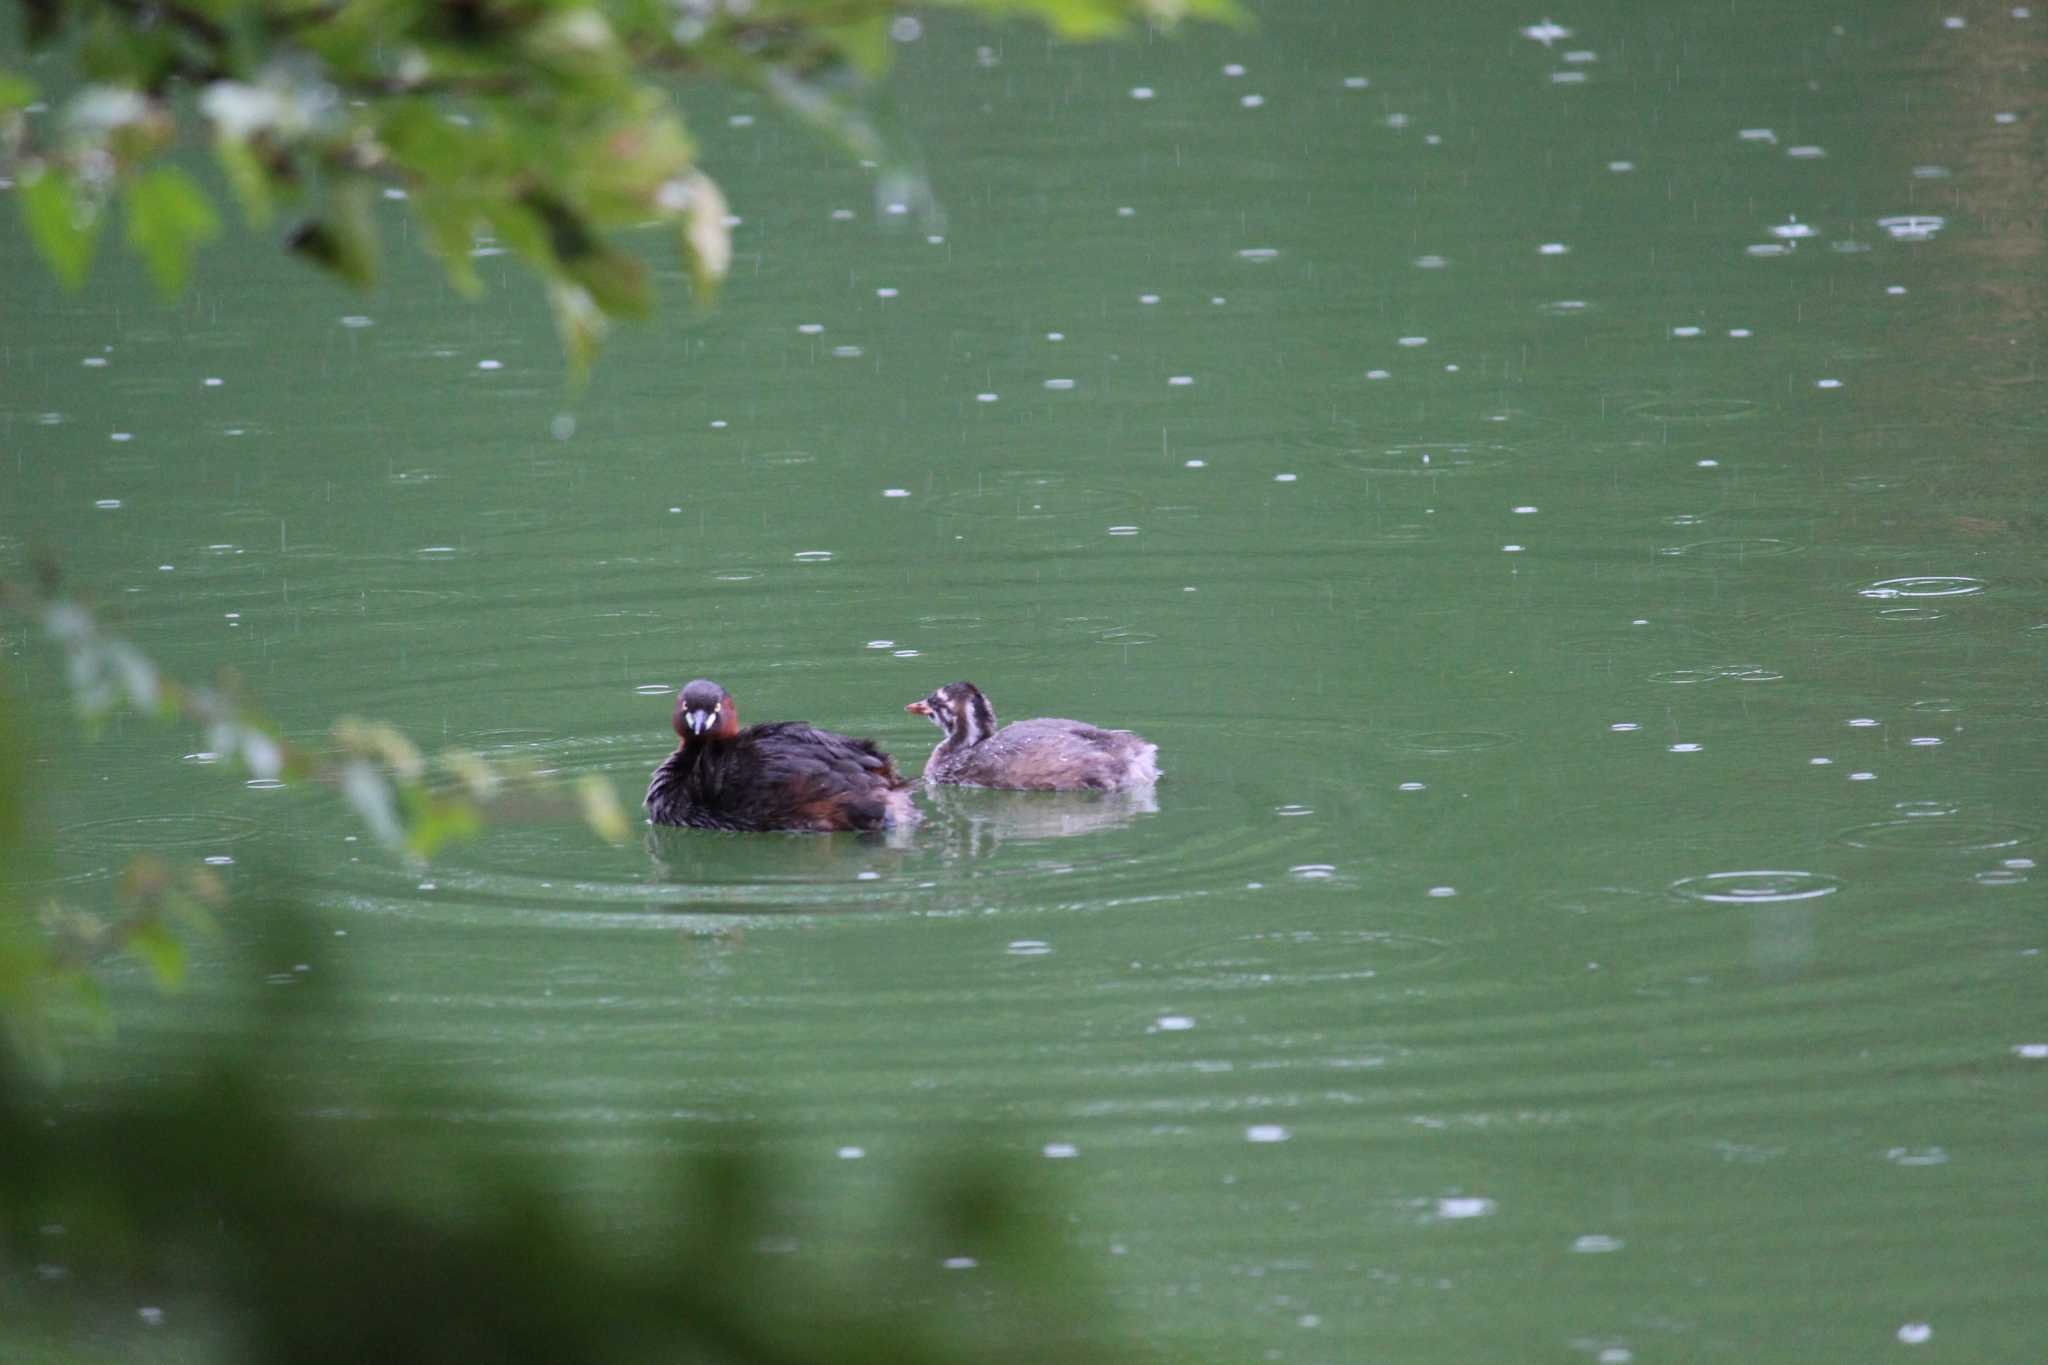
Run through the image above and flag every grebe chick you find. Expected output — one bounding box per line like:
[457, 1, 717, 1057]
[906, 681, 1160, 791]
[646, 679, 919, 832]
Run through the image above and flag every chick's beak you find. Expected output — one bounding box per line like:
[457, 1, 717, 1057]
[906, 701, 932, 716]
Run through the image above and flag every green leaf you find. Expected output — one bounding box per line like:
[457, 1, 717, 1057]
[547, 281, 607, 387]
[567, 248, 650, 320]
[576, 775, 631, 845]
[572, 102, 696, 224]
[398, 788, 481, 859]
[181, 0, 243, 25]
[123, 166, 222, 297]
[212, 133, 275, 227]
[673, 170, 730, 302]
[523, 7, 627, 76]
[288, 177, 379, 287]
[817, 16, 893, 78]
[942, 0, 1242, 37]
[482, 200, 551, 268]
[379, 100, 486, 184]
[19, 165, 102, 290]
[414, 190, 485, 298]
[519, 189, 650, 320]
[519, 187, 596, 259]
[80, 17, 181, 87]
[0, 69, 37, 113]
[127, 919, 187, 990]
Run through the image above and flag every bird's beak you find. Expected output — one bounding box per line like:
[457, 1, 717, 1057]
[683, 708, 716, 735]
[906, 701, 932, 716]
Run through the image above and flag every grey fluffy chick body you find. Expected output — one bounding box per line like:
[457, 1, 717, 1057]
[906, 681, 1160, 791]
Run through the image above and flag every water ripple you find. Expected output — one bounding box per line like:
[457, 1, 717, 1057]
[929, 473, 1139, 520]
[1152, 926, 1453, 988]
[1659, 538, 1801, 559]
[61, 813, 263, 850]
[1389, 730, 1516, 755]
[1627, 398, 1760, 423]
[1837, 816, 2034, 852]
[1857, 576, 1986, 600]
[1279, 410, 1565, 478]
[1669, 870, 1843, 904]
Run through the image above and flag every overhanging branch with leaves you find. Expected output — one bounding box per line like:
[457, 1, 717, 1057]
[1, 0, 1238, 377]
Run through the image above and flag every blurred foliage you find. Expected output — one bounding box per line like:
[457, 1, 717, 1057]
[0, 878, 1137, 1364]
[0, 0, 1236, 377]
[1, 564, 631, 1066]
[0, 674, 228, 1072]
[6, 561, 632, 861]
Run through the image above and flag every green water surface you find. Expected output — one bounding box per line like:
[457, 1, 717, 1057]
[4, 1, 2046, 1360]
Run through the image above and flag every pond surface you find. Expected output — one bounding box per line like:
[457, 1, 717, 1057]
[5, 1, 2047, 1359]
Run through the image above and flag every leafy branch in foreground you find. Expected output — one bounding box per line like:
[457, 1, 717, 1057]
[5, 566, 633, 862]
[0, 675, 222, 1072]
[0, 566, 630, 1064]
[0, 889, 1139, 1365]
[0, 0, 1237, 376]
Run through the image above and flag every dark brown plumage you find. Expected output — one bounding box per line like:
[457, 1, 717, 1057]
[646, 679, 918, 832]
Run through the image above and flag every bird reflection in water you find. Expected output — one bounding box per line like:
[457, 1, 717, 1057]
[641, 784, 1157, 885]
[920, 782, 1159, 860]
